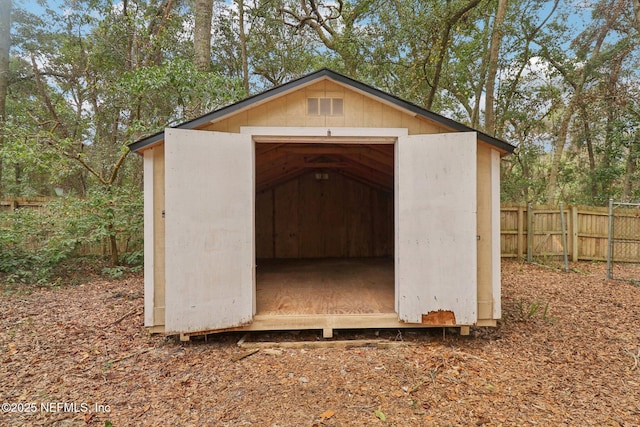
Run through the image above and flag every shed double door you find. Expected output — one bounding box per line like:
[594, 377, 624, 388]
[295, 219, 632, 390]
[162, 129, 477, 333]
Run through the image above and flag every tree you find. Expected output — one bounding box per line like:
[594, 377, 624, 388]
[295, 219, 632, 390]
[2, 0, 244, 265]
[363, 0, 492, 116]
[423, 0, 484, 110]
[246, 1, 324, 87]
[280, 0, 379, 76]
[235, 0, 250, 92]
[484, 0, 508, 135]
[540, 0, 637, 204]
[0, 0, 11, 196]
[1, 0, 640, 236]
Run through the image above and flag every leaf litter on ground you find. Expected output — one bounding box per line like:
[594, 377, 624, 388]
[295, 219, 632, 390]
[1, 261, 640, 425]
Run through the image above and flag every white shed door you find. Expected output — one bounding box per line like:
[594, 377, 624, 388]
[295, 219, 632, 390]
[164, 129, 254, 333]
[396, 132, 477, 325]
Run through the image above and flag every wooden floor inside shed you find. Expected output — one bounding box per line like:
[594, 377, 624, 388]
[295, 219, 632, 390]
[255, 258, 395, 315]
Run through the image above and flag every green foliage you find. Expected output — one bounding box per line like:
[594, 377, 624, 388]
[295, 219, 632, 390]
[501, 143, 550, 204]
[115, 58, 246, 126]
[101, 264, 142, 279]
[506, 298, 555, 323]
[0, 208, 64, 285]
[0, 188, 143, 285]
[244, 1, 326, 89]
[1, 0, 639, 262]
[101, 266, 127, 279]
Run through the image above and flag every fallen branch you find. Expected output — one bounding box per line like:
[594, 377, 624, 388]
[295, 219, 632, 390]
[408, 366, 440, 393]
[237, 339, 412, 350]
[529, 261, 563, 272]
[101, 309, 141, 329]
[230, 349, 260, 362]
[236, 333, 250, 346]
[622, 345, 640, 371]
[111, 347, 154, 364]
[451, 350, 488, 362]
[346, 404, 374, 411]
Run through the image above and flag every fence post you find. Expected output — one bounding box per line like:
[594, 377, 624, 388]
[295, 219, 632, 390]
[606, 198, 614, 280]
[517, 205, 525, 259]
[560, 202, 569, 272]
[527, 203, 533, 262]
[571, 206, 579, 262]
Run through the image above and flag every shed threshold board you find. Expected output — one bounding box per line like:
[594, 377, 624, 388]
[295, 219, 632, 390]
[244, 313, 420, 332]
[255, 257, 394, 315]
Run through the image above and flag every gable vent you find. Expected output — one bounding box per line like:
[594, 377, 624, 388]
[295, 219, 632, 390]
[307, 98, 343, 116]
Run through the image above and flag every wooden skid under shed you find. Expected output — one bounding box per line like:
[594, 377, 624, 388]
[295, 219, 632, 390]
[178, 316, 475, 341]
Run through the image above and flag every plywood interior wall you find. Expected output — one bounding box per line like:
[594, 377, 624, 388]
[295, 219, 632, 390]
[256, 171, 393, 259]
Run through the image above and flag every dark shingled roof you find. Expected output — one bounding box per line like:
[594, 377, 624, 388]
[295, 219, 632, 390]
[129, 68, 516, 154]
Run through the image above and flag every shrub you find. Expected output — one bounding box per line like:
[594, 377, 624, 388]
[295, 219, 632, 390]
[0, 187, 143, 285]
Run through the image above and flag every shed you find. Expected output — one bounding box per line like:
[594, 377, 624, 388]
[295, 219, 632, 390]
[130, 68, 515, 339]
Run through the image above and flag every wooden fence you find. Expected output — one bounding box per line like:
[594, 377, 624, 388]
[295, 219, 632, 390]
[0, 197, 51, 213]
[2, 198, 640, 263]
[0, 197, 141, 260]
[501, 203, 640, 262]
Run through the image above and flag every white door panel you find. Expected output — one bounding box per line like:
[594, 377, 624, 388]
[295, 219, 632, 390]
[164, 129, 254, 333]
[396, 132, 477, 324]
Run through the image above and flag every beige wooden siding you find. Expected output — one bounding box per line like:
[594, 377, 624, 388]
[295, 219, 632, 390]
[476, 144, 493, 320]
[202, 79, 446, 135]
[153, 145, 166, 326]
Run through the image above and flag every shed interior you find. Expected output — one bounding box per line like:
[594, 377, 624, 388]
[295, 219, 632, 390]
[254, 142, 395, 316]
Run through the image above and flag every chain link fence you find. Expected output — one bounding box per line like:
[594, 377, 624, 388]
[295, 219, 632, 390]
[607, 200, 640, 283]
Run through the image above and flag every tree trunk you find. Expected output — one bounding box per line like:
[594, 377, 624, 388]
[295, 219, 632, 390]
[109, 231, 119, 266]
[599, 51, 625, 200]
[484, 0, 508, 136]
[425, 0, 483, 109]
[546, 98, 577, 205]
[0, 0, 11, 197]
[495, 0, 558, 137]
[0, 0, 10, 113]
[545, 13, 610, 204]
[623, 137, 639, 200]
[194, 0, 213, 72]
[235, 0, 249, 92]
[579, 104, 598, 200]
[470, 13, 492, 129]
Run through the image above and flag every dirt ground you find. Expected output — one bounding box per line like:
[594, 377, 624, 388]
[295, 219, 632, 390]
[1, 260, 640, 426]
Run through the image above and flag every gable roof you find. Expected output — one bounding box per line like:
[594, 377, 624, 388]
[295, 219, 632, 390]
[129, 68, 515, 154]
